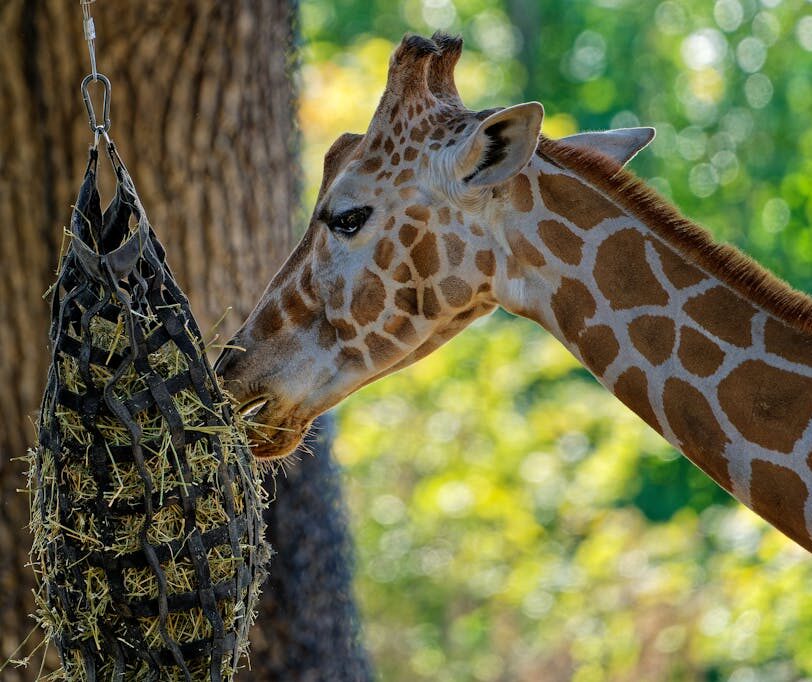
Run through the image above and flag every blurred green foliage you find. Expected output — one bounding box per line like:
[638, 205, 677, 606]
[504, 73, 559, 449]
[298, 1, 812, 679]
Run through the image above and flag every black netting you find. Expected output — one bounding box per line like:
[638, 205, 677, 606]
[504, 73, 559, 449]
[30, 146, 269, 682]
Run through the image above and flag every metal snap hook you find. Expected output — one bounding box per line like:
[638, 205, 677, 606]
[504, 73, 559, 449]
[81, 72, 112, 138]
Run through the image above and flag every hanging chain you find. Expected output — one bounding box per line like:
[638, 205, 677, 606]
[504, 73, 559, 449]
[79, 0, 112, 148]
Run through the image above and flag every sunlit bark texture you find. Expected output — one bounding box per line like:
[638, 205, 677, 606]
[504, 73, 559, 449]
[0, 1, 369, 679]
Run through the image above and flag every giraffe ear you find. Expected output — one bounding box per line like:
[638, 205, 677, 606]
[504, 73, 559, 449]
[455, 102, 543, 188]
[560, 127, 656, 166]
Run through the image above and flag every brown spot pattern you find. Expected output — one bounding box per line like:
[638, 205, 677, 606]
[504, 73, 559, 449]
[551, 277, 596, 343]
[537, 172, 623, 230]
[405, 205, 431, 223]
[282, 286, 317, 328]
[537, 219, 584, 266]
[393, 262, 412, 283]
[328, 276, 345, 309]
[337, 346, 365, 371]
[384, 315, 418, 344]
[629, 315, 676, 366]
[764, 317, 812, 368]
[374, 238, 395, 270]
[614, 367, 661, 432]
[394, 169, 414, 186]
[316, 237, 331, 265]
[511, 174, 534, 212]
[475, 250, 496, 276]
[650, 240, 707, 289]
[399, 224, 418, 247]
[663, 378, 731, 489]
[395, 287, 419, 315]
[422, 287, 442, 319]
[750, 460, 810, 550]
[506, 230, 545, 268]
[594, 229, 669, 310]
[442, 233, 466, 267]
[683, 286, 755, 348]
[412, 232, 440, 278]
[576, 324, 619, 376]
[330, 318, 357, 340]
[366, 332, 398, 365]
[361, 157, 383, 173]
[438, 207, 451, 225]
[678, 327, 724, 377]
[506, 256, 523, 280]
[318, 317, 337, 349]
[718, 359, 812, 453]
[255, 300, 283, 335]
[300, 263, 316, 302]
[404, 146, 419, 161]
[350, 269, 386, 326]
[439, 276, 473, 308]
[410, 126, 427, 143]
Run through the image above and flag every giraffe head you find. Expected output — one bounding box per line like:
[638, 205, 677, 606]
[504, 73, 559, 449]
[216, 33, 654, 458]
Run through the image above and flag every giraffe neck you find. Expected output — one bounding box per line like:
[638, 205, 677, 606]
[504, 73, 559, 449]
[489, 136, 812, 551]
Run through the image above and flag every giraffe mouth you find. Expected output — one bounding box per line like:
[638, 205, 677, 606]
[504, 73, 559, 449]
[237, 396, 310, 460]
[238, 395, 272, 420]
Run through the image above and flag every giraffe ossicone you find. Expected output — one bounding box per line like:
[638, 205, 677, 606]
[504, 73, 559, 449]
[216, 32, 812, 552]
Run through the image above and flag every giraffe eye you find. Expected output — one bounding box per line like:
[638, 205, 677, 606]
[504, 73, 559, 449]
[325, 206, 373, 236]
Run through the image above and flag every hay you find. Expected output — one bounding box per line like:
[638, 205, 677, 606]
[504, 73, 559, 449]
[28, 148, 270, 681]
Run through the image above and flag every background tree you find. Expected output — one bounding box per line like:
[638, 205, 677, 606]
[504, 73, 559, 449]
[0, 1, 369, 679]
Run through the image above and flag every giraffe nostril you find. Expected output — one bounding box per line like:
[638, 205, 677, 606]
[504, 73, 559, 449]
[213, 349, 229, 376]
[214, 343, 241, 379]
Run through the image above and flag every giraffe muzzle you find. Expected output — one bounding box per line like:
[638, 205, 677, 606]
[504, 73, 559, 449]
[244, 399, 312, 460]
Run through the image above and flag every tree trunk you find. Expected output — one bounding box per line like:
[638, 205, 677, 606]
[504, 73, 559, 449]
[0, 1, 369, 679]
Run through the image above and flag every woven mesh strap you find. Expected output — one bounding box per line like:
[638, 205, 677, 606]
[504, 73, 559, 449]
[34, 147, 267, 682]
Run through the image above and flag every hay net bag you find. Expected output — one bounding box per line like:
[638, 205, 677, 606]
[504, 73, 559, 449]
[30, 144, 269, 682]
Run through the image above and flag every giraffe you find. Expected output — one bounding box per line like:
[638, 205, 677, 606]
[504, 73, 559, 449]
[216, 33, 812, 552]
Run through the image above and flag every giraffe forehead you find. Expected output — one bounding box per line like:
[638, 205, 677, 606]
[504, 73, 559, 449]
[371, 109, 475, 160]
[326, 166, 372, 204]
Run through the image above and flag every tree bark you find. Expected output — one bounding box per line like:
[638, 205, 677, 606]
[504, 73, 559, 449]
[0, 1, 369, 679]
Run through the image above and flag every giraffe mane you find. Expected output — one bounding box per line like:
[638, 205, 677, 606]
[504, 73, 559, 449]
[538, 135, 812, 335]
